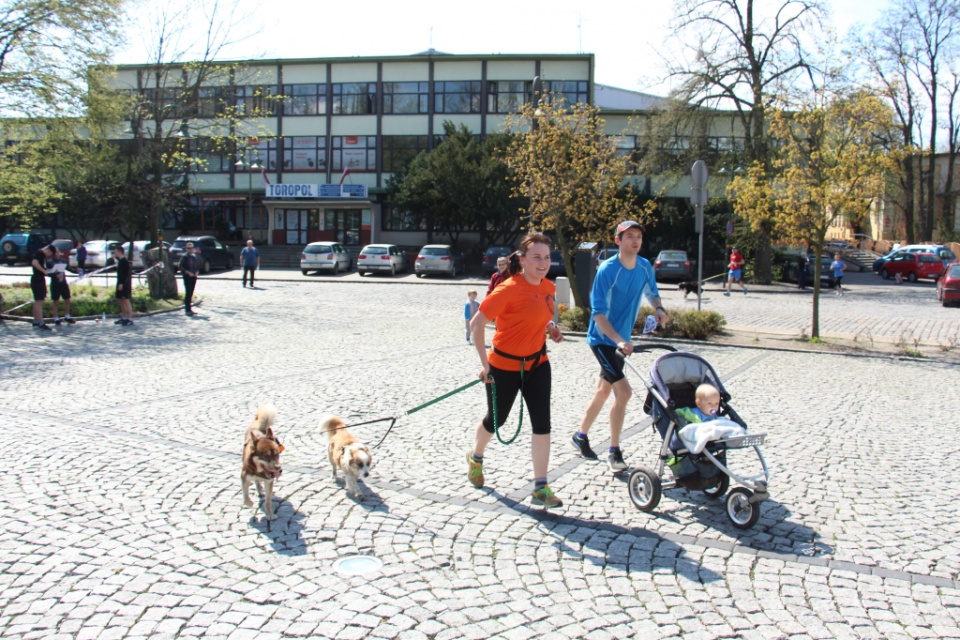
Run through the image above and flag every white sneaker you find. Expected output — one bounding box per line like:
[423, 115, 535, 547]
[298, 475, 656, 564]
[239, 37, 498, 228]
[723, 291, 730, 297]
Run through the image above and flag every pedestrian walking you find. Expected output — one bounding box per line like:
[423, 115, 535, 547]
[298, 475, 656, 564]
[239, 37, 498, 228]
[486, 256, 510, 296]
[571, 221, 668, 471]
[30, 245, 54, 331]
[464, 289, 479, 344]
[114, 245, 134, 325]
[831, 252, 846, 297]
[49, 248, 75, 326]
[241, 239, 259, 287]
[75, 240, 87, 278]
[178, 242, 200, 315]
[797, 253, 809, 290]
[724, 246, 748, 295]
[466, 232, 565, 508]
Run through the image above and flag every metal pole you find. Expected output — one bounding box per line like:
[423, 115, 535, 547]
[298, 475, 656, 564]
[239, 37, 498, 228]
[697, 204, 704, 312]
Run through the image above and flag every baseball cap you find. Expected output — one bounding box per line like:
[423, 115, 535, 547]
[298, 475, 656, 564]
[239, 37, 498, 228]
[616, 220, 643, 237]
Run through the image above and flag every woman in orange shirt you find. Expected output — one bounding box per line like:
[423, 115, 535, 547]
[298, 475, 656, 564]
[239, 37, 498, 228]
[466, 232, 565, 508]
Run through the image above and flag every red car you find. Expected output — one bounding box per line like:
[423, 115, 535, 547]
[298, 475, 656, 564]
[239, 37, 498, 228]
[937, 262, 960, 307]
[878, 252, 944, 282]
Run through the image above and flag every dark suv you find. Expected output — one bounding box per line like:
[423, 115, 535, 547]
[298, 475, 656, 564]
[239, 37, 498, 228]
[1, 232, 53, 265]
[481, 244, 513, 276]
[169, 236, 234, 273]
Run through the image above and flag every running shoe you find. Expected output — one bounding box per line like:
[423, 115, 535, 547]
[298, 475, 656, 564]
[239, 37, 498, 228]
[607, 449, 627, 472]
[467, 450, 484, 488]
[54, 319, 61, 326]
[723, 291, 730, 297]
[36, 323, 51, 331]
[531, 486, 563, 508]
[571, 432, 598, 460]
[743, 288, 748, 295]
[65, 317, 76, 324]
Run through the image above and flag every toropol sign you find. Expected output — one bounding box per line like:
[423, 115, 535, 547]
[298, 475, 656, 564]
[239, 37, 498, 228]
[266, 183, 368, 198]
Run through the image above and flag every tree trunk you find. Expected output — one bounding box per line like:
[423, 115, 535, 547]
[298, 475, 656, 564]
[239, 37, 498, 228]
[902, 156, 917, 244]
[141, 247, 178, 299]
[811, 247, 822, 339]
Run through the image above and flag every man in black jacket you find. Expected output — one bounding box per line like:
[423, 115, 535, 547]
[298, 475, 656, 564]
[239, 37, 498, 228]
[178, 242, 200, 316]
[114, 245, 134, 326]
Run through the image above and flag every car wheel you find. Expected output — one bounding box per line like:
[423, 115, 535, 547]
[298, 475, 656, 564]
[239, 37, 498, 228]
[333, 260, 340, 275]
[301, 269, 309, 275]
[202, 259, 211, 274]
[880, 268, 890, 280]
[1, 241, 14, 254]
[908, 271, 917, 283]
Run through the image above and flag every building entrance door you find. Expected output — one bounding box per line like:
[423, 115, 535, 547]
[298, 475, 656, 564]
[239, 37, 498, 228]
[284, 210, 308, 245]
[325, 210, 362, 247]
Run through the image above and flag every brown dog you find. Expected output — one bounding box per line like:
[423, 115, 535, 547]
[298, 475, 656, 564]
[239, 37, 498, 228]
[242, 404, 283, 520]
[320, 415, 373, 499]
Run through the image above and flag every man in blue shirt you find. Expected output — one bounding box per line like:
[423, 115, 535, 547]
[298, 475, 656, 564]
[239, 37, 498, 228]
[240, 239, 259, 287]
[572, 221, 669, 471]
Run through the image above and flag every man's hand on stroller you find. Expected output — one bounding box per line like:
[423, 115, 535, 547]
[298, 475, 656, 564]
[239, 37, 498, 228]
[617, 341, 634, 356]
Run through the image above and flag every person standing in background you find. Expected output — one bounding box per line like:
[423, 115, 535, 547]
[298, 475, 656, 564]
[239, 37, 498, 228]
[178, 242, 200, 316]
[241, 239, 259, 288]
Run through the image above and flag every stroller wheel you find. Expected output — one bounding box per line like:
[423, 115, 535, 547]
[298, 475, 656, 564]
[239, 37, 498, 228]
[726, 487, 760, 529]
[627, 467, 662, 512]
[702, 475, 730, 500]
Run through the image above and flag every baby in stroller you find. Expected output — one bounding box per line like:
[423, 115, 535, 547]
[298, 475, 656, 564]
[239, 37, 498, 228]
[623, 347, 772, 529]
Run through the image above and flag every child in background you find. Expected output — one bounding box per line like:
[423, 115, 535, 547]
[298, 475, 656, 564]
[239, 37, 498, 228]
[464, 290, 479, 344]
[831, 252, 846, 297]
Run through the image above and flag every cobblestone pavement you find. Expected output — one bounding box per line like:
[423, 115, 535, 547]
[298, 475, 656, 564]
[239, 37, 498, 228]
[1, 278, 959, 639]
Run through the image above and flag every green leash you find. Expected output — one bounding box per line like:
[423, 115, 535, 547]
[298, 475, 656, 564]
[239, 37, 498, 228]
[490, 356, 526, 445]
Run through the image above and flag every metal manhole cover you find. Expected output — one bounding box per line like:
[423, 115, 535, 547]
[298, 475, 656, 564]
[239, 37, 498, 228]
[333, 555, 383, 575]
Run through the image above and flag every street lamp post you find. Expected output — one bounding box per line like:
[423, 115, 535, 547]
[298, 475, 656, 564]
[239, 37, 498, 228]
[529, 76, 544, 228]
[235, 151, 263, 242]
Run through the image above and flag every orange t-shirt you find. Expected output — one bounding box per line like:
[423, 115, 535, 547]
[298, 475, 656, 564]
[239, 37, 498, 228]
[479, 275, 556, 372]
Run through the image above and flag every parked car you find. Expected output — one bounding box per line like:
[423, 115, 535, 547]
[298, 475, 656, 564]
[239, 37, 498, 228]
[415, 244, 465, 277]
[781, 254, 837, 288]
[69, 240, 121, 271]
[547, 250, 570, 279]
[301, 242, 352, 275]
[121, 240, 171, 271]
[878, 251, 944, 282]
[936, 262, 960, 307]
[51, 238, 74, 257]
[653, 250, 694, 281]
[357, 244, 407, 276]
[596, 247, 619, 266]
[874, 244, 957, 271]
[481, 244, 514, 276]
[0, 232, 53, 265]
[169, 236, 234, 273]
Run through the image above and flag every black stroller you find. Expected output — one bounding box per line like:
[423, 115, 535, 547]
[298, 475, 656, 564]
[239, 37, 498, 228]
[622, 345, 771, 529]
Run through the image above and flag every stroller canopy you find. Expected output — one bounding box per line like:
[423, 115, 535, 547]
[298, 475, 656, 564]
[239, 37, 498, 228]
[649, 352, 729, 402]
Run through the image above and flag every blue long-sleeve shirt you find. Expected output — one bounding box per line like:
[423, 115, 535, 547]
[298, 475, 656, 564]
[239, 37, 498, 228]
[464, 299, 479, 321]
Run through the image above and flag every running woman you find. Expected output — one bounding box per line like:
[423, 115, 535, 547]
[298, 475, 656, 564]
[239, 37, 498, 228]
[466, 232, 565, 508]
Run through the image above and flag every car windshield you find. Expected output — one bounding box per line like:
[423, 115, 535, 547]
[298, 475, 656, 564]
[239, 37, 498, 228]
[485, 246, 511, 256]
[305, 245, 331, 254]
[172, 240, 191, 249]
[941, 249, 956, 260]
[363, 246, 387, 255]
[85, 241, 108, 250]
[949, 265, 960, 278]
[3, 234, 27, 244]
[660, 252, 686, 260]
[421, 247, 449, 256]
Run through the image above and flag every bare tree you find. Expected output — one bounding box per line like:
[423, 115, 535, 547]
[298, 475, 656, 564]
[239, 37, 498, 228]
[858, 0, 960, 242]
[660, 0, 825, 282]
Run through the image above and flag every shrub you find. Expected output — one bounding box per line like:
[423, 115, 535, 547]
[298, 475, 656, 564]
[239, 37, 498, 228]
[558, 304, 591, 332]
[636, 305, 726, 340]
[0, 282, 182, 317]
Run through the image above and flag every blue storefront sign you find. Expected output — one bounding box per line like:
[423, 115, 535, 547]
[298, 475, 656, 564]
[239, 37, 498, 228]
[266, 184, 368, 198]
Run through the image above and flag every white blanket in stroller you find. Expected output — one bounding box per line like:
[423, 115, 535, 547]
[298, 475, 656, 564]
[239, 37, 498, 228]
[678, 419, 746, 454]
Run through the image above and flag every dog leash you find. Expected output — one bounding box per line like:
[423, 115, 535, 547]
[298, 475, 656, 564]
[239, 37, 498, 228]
[341, 378, 485, 449]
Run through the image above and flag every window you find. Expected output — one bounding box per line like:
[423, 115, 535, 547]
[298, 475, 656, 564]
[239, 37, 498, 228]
[332, 136, 376, 172]
[434, 81, 481, 113]
[283, 136, 327, 172]
[190, 138, 229, 173]
[195, 87, 227, 118]
[545, 80, 588, 107]
[236, 85, 278, 117]
[325, 210, 362, 246]
[237, 138, 279, 174]
[382, 82, 429, 114]
[333, 83, 377, 114]
[487, 81, 529, 113]
[282, 84, 326, 116]
[381, 135, 429, 172]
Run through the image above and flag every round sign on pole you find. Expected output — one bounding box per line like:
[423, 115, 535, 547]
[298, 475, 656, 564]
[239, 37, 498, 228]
[691, 160, 708, 188]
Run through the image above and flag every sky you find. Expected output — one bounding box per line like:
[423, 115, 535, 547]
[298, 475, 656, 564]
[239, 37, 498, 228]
[114, 0, 892, 96]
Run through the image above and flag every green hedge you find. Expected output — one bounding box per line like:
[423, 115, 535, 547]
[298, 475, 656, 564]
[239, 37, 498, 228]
[557, 303, 726, 340]
[0, 282, 183, 317]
